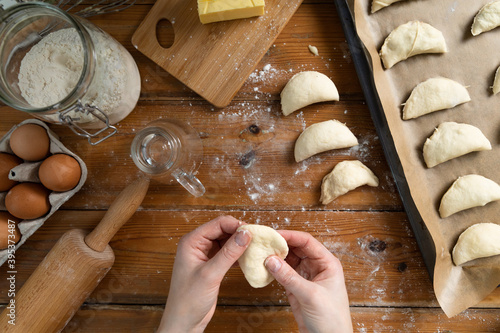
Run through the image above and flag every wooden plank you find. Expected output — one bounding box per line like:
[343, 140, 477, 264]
[3, 210, 498, 308]
[74, 0, 335, 5]
[132, 0, 305, 108]
[0, 101, 401, 211]
[84, 2, 363, 99]
[0, 3, 359, 105]
[0, 3, 394, 211]
[0, 2, 499, 332]
[2, 303, 499, 332]
[18, 304, 495, 332]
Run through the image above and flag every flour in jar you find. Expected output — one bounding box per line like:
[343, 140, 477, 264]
[18, 28, 140, 126]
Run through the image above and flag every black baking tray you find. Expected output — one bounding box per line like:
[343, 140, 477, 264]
[333, 0, 436, 277]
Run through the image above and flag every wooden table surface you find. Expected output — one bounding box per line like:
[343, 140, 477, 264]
[1, 1, 500, 332]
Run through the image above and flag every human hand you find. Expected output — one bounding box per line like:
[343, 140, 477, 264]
[158, 215, 252, 333]
[265, 230, 353, 333]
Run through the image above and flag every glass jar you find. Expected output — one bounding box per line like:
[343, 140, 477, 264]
[0, 2, 141, 144]
[131, 119, 206, 197]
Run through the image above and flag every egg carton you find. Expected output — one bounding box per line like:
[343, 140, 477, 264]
[0, 119, 87, 266]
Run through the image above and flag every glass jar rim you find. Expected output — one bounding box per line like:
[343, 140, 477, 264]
[0, 2, 95, 114]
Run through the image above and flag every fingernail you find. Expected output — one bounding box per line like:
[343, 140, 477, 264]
[235, 230, 250, 247]
[265, 256, 281, 273]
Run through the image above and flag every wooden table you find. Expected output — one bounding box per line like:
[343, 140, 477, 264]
[1, 1, 500, 331]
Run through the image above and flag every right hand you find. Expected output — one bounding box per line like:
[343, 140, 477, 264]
[264, 230, 353, 333]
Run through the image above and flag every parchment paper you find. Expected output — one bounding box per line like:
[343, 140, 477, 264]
[348, 0, 500, 317]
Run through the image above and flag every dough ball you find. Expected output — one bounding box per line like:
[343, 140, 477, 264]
[453, 223, 500, 266]
[380, 21, 447, 69]
[321, 160, 379, 205]
[423, 122, 491, 168]
[471, 1, 500, 36]
[371, 0, 408, 13]
[402, 77, 470, 120]
[492, 65, 500, 95]
[439, 175, 500, 218]
[294, 120, 358, 162]
[281, 71, 339, 116]
[237, 224, 288, 288]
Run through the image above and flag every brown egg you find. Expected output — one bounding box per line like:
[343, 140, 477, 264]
[0, 153, 23, 192]
[5, 183, 51, 220]
[39, 154, 82, 192]
[0, 211, 21, 249]
[9, 124, 50, 161]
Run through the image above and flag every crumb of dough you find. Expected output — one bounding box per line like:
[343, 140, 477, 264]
[308, 45, 319, 56]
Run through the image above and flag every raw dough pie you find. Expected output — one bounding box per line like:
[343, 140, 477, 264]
[280, 71, 339, 116]
[493, 65, 500, 94]
[402, 77, 470, 120]
[439, 175, 500, 218]
[237, 224, 289, 288]
[320, 160, 379, 205]
[423, 122, 491, 168]
[380, 21, 447, 69]
[371, 0, 408, 13]
[453, 223, 500, 266]
[294, 120, 358, 162]
[471, 0, 500, 36]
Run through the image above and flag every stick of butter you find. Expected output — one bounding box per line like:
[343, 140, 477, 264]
[198, 0, 265, 24]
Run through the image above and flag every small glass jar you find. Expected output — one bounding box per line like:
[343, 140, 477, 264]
[131, 119, 206, 197]
[0, 2, 141, 144]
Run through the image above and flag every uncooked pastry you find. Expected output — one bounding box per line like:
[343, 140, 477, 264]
[308, 45, 319, 56]
[423, 122, 491, 168]
[439, 175, 500, 218]
[294, 120, 358, 162]
[371, 0, 408, 13]
[281, 71, 339, 116]
[402, 77, 470, 120]
[493, 65, 500, 94]
[320, 160, 379, 205]
[380, 21, 447, 69]
[452, 223, 500, 266]
[471, 1, 500, 36]
[237, 224, 289, 288]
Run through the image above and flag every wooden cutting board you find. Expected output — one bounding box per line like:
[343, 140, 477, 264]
[131, 0, 304, 108]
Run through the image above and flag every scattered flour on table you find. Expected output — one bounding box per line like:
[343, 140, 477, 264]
[356, 324, 367, 333]
[247, 64, 292, 85]
[294, 155, 324, 175]
[338, 134, 379, 162]
[204, 61, 360, 205]
[243, 173, 280, 203]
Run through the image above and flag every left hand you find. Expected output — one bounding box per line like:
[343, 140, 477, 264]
[158, 215, 252, 333]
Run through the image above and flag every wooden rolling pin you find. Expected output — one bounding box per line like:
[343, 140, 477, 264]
[0, 177, 150, 332]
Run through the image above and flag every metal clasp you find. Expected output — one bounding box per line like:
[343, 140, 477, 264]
[58, 102, 118, 145]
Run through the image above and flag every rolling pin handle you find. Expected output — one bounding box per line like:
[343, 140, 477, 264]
[84, 176, 150, 252]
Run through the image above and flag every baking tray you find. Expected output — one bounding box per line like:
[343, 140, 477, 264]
[333, 0, 436, 277]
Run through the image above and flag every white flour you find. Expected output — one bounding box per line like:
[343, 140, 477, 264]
[18, 28, 140, 127]
[19, 29, 85, 107]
